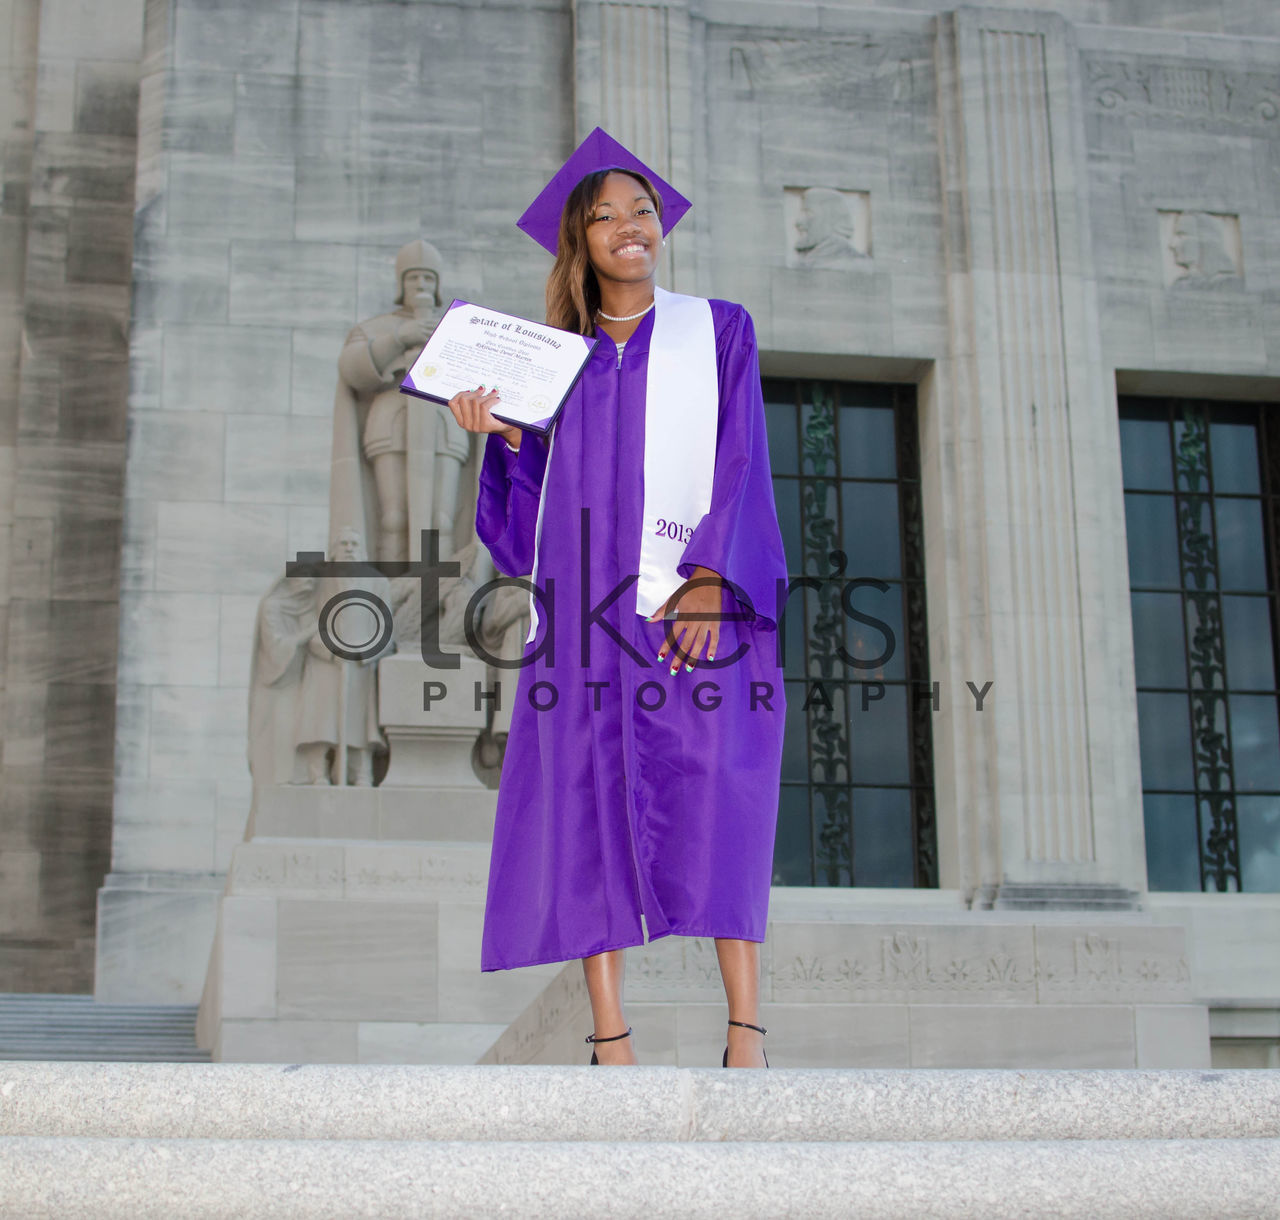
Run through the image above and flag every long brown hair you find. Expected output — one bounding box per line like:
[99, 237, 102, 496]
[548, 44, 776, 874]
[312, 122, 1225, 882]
[545, 168, 664, 335]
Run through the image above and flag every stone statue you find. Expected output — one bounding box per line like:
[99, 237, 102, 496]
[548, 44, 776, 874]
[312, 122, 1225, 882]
[247, 574, 317, 803]
[331, 238, 472, 564]
[293, 526, 390, 786]
[793, 187, 864, 265]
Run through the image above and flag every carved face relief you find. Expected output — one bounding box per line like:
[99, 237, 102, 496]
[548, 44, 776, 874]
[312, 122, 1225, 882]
[402, 268, 439, 310]
[784, 187, 870, 268]
[1159, 209, 1243, 289]
[331, 527, 364, 562]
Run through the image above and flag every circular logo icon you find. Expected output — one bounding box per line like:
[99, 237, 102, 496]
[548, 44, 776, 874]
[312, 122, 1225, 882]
[317, 589, 394, 662]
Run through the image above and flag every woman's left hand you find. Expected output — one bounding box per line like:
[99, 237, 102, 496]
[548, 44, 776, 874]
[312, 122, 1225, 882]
[648, 565, 724, 675]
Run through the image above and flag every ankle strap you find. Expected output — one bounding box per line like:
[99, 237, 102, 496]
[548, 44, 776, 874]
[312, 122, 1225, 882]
[728, 1019, 767, 1036]
[585, 1026, 633, 1045]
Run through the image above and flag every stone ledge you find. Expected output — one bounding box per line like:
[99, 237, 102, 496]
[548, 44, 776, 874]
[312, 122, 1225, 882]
[0, 1136, 1276, 1219]
[0, 1063, 1276, 1143]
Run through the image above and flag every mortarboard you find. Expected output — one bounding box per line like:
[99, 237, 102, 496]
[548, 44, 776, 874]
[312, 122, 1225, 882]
[516, 126, 692, 256]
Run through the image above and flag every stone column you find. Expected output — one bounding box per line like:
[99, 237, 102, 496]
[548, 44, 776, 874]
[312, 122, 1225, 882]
[571, 0, 697, 294]
[927, 8, 1147, 908]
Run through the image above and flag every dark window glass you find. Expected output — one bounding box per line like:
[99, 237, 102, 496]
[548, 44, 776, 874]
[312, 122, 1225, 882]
[768, 379, 935, 888]
[1121, 397, 1280, 893]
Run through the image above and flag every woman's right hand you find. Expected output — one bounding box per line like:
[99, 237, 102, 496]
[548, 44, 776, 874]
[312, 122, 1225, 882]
[446, 385, 520, 449]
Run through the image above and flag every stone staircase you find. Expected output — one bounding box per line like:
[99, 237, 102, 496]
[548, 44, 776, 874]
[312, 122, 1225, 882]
[0, 1062, 1275, 1217]
[0, 994, 209, 1062]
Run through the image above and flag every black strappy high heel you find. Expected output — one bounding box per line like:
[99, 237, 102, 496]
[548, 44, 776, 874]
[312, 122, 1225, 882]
[585, 1026, 633, 1065]
[722, 1019, 768, 1068]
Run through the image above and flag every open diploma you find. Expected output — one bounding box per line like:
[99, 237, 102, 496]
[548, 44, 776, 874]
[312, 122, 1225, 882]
[399, 299, 597, 436]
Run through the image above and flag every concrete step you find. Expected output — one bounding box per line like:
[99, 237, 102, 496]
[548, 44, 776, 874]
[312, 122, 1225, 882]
[0, 1135, 1276, 1219]
[2, 1062, 1278, 1142]
[0, 1064, 1274, 1218]
[0, 995, 209, 1063]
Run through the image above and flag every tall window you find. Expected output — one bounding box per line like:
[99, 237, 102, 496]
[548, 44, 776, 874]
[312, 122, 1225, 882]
[1120, 397, 1280, 892]
[765, 379, 937, 888]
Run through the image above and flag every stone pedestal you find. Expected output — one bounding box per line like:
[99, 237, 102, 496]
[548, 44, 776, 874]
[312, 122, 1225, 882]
[196, 814, 561, 1063]
[377, 652, 491, 788]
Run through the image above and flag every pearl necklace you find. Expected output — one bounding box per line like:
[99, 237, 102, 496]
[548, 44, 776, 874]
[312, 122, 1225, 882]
[596, 299, 655, 323]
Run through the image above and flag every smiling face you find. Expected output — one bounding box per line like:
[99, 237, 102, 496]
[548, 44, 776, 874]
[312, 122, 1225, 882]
[583, 171, 662, 286]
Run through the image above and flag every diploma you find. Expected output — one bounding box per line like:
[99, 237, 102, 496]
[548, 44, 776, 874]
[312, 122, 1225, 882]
[399, 299, 598, 436]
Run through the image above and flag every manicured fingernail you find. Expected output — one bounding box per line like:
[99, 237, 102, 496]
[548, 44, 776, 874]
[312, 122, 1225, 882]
[708, 653, 715, 662]
[685, 662, 693, 671]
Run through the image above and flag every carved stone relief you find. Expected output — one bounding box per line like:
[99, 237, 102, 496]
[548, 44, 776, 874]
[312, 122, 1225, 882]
[1159, 209, 1244, 289]
[785, 186, 871, 267]
[1087, 57, 1280, 133]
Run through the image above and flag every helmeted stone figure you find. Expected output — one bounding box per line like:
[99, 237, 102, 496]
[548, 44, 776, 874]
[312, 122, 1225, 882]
[330, 238, 471, 564]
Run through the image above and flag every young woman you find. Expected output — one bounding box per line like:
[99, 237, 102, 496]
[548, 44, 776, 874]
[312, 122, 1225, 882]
[447, 132, 788, 1067]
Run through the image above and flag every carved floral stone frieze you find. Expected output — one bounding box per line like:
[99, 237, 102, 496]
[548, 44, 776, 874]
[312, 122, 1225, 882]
[1086, 57, 1280, 133]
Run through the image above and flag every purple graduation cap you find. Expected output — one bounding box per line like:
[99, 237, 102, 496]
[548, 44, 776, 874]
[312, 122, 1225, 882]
[516, 126, 692, 256]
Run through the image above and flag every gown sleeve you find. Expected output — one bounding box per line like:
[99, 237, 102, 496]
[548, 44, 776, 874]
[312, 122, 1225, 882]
[475, 430, 549, 578]
[676, 303, 788, 632]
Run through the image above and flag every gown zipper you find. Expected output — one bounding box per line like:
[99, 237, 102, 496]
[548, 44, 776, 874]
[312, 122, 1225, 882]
[613, 336, 648, 941]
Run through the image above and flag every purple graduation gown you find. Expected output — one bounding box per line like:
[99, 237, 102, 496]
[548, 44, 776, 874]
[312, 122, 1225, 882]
[475, 297, 787, 971]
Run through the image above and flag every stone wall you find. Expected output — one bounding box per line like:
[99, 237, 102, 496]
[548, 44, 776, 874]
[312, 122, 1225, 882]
[0, 0, 143, 992]
[1, 0, 1279, 1002]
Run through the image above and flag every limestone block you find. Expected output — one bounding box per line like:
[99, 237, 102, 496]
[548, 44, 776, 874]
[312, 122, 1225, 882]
[111, 777, 217, 873]
[213, 777, 251, 871]
[124, 409, 224, 501]
[1134, 1003, 1212, 1068]
[127, 325, 162, 413]
[1145, 894, 1280, 1000]
[435, 901, 562, 1024]
[217, 1018, 358, 1063]
[148, 685, 247, 782]
[34, 59, 76, 132]
[624, 935, 755, 1005]
[147, 69, 235, 155]
[37, 0, 144, 62]
[275, 898, 438, 1022]
[4, 598, 118, 684]
[216, 593, 258, 687]
[154, 501, 288, 595]
[223, 415, 330, 505]
[131, 235, 229, 326]
[0, 850, 41, 937]
[1150, 293, 1267, 370]
[289, 327, 351, 417]
[908, 1003, 1136, 1068]
[8, 517, 53, 599]
[161, 324, 291, 416]
[215, 895, 277, 1020]
[253, 788, 381, 841]
[167, 152, 294, 238]
[14, 440, 124, 520]
[229, 240, 356, 329]
[374, 786, 497, 842]
[118, 499, 158, 593]
[172, 0, 299, 76]
[229, 842, 345, 900]
[233, 73, 360, 161]
[286, 505, 328, 560]
[117, 591, 220, 686]
[94, 875, 222, 1003]
[295, 156, 420, 244]
[355, 1021, 507, 1065]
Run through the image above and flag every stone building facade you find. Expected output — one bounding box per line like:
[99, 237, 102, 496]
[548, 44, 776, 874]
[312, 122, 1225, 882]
[2, 0, 1279, 1067]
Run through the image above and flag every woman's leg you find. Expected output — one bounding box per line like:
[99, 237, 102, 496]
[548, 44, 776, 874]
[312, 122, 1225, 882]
[715, 938, 767, 1067]
[581, 948, 637, 1064]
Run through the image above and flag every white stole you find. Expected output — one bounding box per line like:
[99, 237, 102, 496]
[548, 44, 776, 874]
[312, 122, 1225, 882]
[525, 286, 718, 644]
